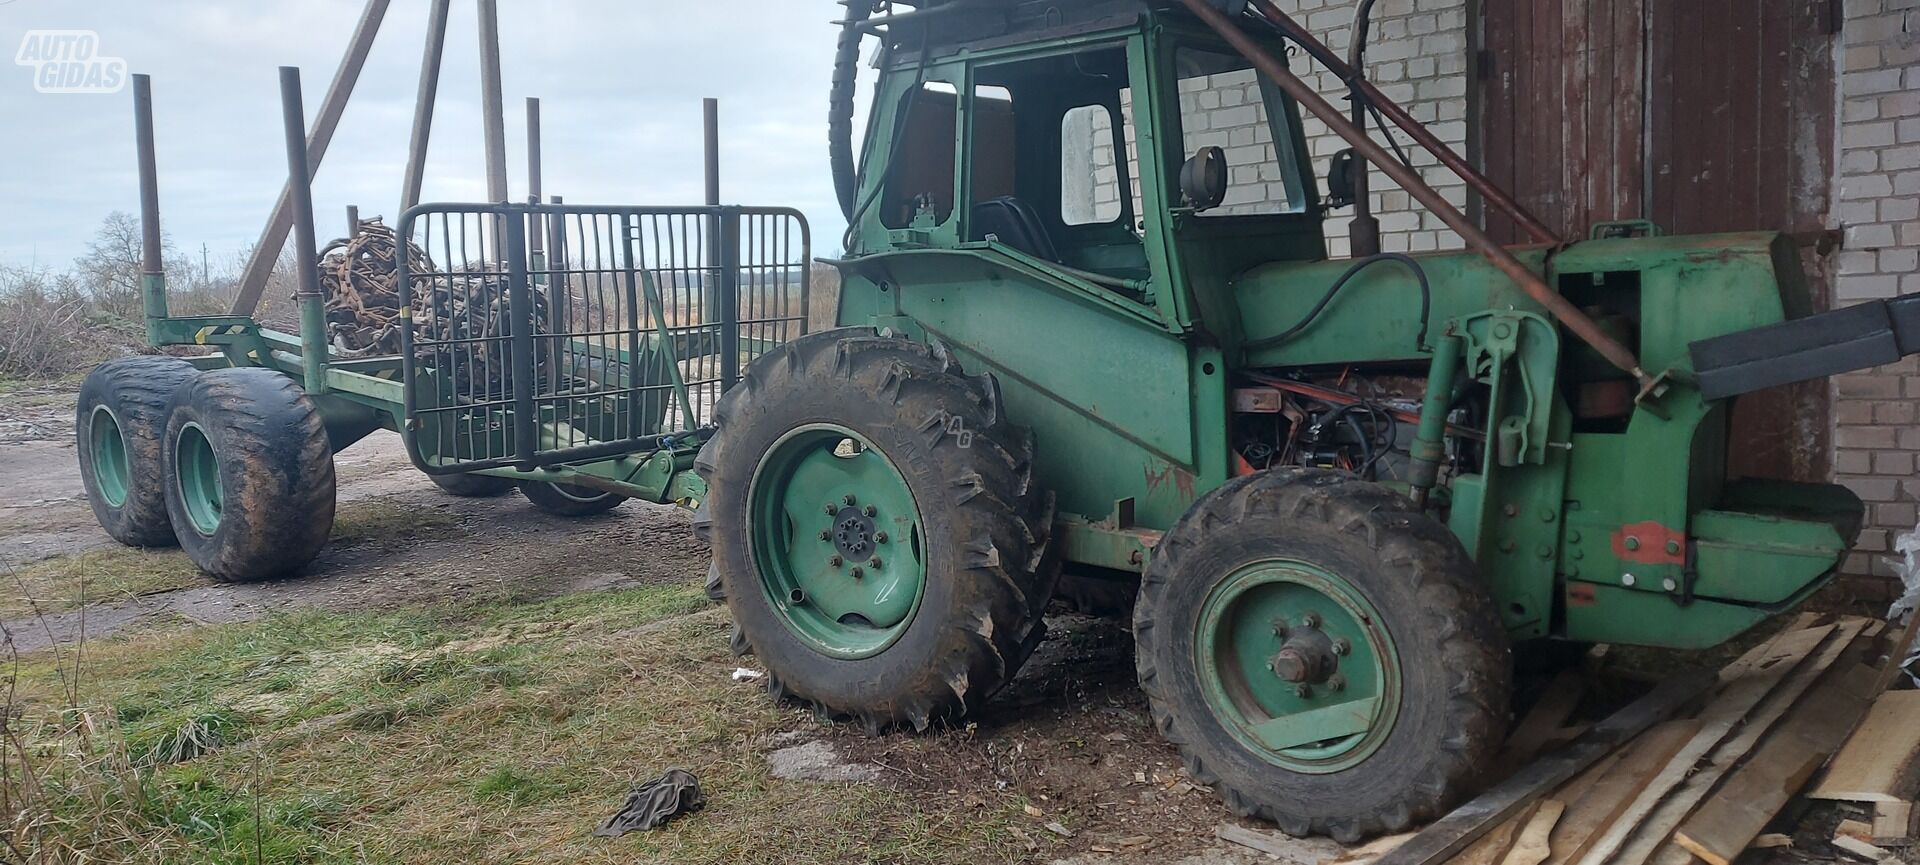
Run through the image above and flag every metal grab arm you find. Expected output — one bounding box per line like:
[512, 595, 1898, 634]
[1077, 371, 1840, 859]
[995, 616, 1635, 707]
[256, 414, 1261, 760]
[1180, 0, 1650, 389]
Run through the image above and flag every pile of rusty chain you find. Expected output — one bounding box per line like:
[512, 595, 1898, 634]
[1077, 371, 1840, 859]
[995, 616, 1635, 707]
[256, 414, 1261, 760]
[318, 220, 554, 399]
[318, 218, 435, 359]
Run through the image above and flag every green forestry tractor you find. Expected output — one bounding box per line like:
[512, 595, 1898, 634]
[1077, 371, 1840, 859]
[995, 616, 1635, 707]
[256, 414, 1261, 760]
[78, 0, 1920, 842]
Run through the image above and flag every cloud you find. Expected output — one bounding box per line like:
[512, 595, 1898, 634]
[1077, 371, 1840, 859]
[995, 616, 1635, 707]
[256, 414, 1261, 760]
[0, 0, 872, 269]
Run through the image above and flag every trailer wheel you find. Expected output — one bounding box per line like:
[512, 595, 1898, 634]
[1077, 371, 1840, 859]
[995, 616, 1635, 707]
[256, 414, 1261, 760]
[162, 369, 335, 582]
[520, 481, 626, 516]
[696, 329, 1056, 732]
[76, 357, 201, 547]
[1135, 468, 1510, 842]
[429, 472, 516, 498]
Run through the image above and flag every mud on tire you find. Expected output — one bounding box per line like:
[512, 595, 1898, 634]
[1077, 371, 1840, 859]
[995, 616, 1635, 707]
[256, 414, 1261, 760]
[76, 356, 201, 547]
[1134, 468, 1510, 842]
[162, 368, 336, 582]
[697, 328, 1057, 732]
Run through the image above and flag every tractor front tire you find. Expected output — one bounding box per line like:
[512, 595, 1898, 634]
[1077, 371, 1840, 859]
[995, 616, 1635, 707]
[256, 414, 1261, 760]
[430, 472, 516, 498]
[520, 481, 627, 516]
[76, 356, 200, 547]
[697, 329, 1056, 732]
[162, 369, 336, 582]
[1135, 468, 1510, 842]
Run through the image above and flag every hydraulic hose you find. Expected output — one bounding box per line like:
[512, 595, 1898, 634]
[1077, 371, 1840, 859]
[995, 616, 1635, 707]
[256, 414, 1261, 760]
[831, 0, 879, 221]
[1244, 253, 1433, 354]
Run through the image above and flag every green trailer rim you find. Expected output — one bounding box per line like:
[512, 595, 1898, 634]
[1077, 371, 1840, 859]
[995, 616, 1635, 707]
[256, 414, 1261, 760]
[1195, 559, 1400, 774]
[174, 422, 223, 537]
[89, 406, 131, 508]
[748, 425, 927, 659]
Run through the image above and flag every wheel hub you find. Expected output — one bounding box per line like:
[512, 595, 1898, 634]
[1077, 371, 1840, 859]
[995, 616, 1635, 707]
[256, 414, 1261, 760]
[832, 506, 877, 558]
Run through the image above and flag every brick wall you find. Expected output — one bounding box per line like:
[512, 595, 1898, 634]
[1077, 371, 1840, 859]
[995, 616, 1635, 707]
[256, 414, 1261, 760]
[1830, 0, 1920, 588]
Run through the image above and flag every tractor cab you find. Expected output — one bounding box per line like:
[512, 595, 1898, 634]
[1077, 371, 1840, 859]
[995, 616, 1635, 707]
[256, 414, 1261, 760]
[845, 3, 1325, 319]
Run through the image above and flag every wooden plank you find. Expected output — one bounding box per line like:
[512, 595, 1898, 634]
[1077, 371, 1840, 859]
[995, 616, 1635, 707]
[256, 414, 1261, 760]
[1501, 671, 1589, 769]
[1872, 802, 1913, 846]
[1832, 833, 1891, 861]
[1502, 800, 1565, 865]
[1570, 624, 1837, 865]
[1372, 671, 1713, 865]
[1669, 656, 1885, 865]
[1545, 720, 1704, 865]
[1752, 834, 1793, 850]
[1810, 690, 1920, 803]
[1453, 803, 1541, 865]
[1608, 620, 1867, 865]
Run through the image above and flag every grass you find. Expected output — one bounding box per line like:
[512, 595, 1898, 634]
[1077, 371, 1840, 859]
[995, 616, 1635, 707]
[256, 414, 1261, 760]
[1, 581, 1030, 864]
[0, 500, 468, 620]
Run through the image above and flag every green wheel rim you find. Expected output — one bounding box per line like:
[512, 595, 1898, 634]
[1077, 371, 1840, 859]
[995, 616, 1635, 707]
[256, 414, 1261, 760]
[174, 422, 223, 536]
[748, 425, 927, 659]
[89, 406, 131, 508]
[1195, 560, 1400, 774]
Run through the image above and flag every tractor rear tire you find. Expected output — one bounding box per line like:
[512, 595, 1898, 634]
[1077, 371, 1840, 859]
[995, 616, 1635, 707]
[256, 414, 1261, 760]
[76, 356, 201, 547]
[1135, 468, 1510, 842]
[430, 472, 516, 498]
[697, 329, 1056, 732]
[162, 369, 336, 582]
[520, 481, 627, 516]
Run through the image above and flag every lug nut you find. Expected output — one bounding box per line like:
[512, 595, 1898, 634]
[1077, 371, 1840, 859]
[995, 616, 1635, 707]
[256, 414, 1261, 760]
[828, 555, 842, 567]
[874, 531, 888, 543]
[825, 504, 838, 515]
[869, 557, 882, 569]
[1271, 621, 1290, 638]
[1302, 612, 1321, 629]
[849, 566, 865, 579]
[819, 530, 832, 541]
[864, 505, 877, 517]
[844, 494, 858, 506]
[1332, 638, 1351, 656]
[1328, 675, 1346, 693]
[1295, 684, 1314, 699]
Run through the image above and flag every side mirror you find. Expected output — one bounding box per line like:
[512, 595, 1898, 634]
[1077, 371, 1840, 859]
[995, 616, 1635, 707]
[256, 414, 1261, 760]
[1179, 147, 1228, 212]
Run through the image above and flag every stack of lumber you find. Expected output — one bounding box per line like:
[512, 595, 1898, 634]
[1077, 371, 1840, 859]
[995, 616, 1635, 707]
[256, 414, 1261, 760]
[1371, 613, 1919, 865]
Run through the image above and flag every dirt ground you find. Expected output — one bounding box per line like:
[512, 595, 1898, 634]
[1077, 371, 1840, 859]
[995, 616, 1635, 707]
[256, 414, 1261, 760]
[0, 381, 1323, 864]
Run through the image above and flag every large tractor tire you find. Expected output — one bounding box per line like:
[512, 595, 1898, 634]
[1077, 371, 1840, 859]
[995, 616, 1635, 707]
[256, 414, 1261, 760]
[430, 472, 516, 498]
[521, 481, 627, 516]
[697, 329, 1056, 732]
[162, 368, 336, 582]
[75, 356, 201, 547]
[1135, 468, 1510, 842]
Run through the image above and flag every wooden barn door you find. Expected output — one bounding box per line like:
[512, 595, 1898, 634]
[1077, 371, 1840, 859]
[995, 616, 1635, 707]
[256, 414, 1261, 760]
[1474, 0, 1837, 480]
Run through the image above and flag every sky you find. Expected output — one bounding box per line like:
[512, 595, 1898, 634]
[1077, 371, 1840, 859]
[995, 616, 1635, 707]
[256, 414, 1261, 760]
[0, 0, 873, 271]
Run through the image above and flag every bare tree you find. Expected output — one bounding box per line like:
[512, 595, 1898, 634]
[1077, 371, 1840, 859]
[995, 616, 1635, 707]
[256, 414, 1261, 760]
[73, 212, 155, 321]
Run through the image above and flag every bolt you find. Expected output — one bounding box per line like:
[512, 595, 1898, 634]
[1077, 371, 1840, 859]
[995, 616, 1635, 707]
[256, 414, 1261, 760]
[1332, 638, 1351, 656]
[1295, 684, 1314, 699]
[1271, 620, 1291, 638]
[1503, 504, 1519, 517]
[1567, 564, 1581, 578]
[844, 494, 858, 506]
[874, 531, 888, 543]
[819, 530, 832, 541]
[850, 566, 865, 579]
[1662, 577, 1679, 592]
[1568, 530, 1582, 543]
[1500, 540, 1517, 553]
[1327, 675, 1346, 693]
[829, 555, 842, 567]
[826, 504, 838, 515]
[869, 557, 882, 569]
[864, 504, 877, 517]
[1541, 509, 1556, 522]
[1624, 536, 1641, 551]
[1621, 573, 1637, 587]
[1302, 611, 1322, 628]
[1665, 540, 1681, 556]
[1537, 545, 1554, 560]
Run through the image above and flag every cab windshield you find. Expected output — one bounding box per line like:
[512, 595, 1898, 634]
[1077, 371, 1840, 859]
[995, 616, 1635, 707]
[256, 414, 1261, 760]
[1172, 44, 1316, 217]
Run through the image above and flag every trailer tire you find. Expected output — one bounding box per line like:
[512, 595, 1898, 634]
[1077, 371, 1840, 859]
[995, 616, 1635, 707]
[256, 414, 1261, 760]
[76, 356, 202, 547]
[429, 472, 516, 498]
[520, 481, 626, 516]
[1135, 468, 1510, 842]
[162, 368, 336, 582]
[697, 328, 1057, 732]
